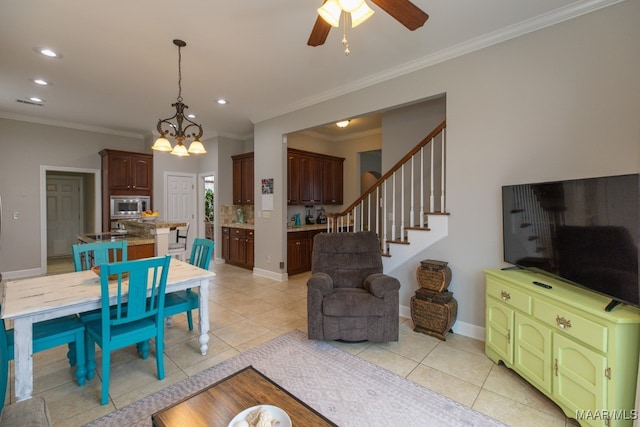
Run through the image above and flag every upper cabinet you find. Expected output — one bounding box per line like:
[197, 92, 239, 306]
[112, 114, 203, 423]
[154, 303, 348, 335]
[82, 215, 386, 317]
[298, 153, 323, 205]
[288, 148, 344, 205]
[232, 152, 254, 205]
[100, 149, 153, 194]
[322, 156, 344, 205]
[233, 149, 344, 207]
[100, 149, 153, 231]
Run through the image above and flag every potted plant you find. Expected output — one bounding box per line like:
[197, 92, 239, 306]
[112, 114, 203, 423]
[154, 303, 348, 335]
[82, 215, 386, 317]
[204, 189, 214, 239]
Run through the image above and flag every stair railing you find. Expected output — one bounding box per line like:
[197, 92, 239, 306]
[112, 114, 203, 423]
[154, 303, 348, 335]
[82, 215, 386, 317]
[327, 120, 447, 255]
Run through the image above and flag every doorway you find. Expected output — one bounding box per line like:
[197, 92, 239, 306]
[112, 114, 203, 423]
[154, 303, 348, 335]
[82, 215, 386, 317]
[165, 172, 197, 256]
[359, 149, 382, 194]
[203, 175, 214, 240]
[47, 174, 84, 258]
[40, 166, 101, 275]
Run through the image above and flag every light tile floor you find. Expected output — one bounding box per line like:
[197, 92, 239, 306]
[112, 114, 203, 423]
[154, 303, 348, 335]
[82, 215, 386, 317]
[30, 259, 577, 426]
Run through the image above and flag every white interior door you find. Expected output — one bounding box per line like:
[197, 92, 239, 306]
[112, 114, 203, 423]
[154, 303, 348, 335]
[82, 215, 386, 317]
[47, 175, 83, 257]
[166, 173, 197, 255]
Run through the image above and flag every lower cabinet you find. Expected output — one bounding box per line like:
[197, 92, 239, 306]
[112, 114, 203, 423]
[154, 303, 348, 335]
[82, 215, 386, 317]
[221, 226, 254, 270]
[287, 229, 324, 275]
[485, 269, 640, 427]
[127, 243, 154, 260]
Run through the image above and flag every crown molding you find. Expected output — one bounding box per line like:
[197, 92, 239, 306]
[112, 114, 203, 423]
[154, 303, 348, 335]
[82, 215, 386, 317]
[0, 111, 145, 139]
[251, 0, 625, 124]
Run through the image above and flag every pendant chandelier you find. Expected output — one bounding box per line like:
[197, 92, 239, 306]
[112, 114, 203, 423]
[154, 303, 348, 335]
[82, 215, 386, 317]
[152, 39, 206, 156]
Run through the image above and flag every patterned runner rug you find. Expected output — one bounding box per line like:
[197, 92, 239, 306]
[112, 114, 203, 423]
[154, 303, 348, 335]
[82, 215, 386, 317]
[86, 330, 505, 426]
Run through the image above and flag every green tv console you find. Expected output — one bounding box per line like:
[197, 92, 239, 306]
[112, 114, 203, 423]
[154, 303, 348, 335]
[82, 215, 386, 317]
[485, 269, 640, 427]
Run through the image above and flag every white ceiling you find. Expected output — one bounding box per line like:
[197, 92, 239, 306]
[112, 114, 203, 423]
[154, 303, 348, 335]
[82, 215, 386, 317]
[0, 0, 618, 141]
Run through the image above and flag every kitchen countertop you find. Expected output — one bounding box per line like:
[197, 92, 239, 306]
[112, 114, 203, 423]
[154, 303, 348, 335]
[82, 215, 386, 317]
[119, 219, 188, 230]
[76, 232, 154, 246]
[222, 223, 331, 232]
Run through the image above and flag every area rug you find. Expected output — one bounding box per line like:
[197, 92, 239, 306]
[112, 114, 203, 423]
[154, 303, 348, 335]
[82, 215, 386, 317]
[86, 330, 505, 427]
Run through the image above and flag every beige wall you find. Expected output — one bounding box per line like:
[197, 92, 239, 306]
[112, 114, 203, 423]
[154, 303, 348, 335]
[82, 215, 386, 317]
[253, 0, 640, 331]
[0, 119, 147, 274]
[1, 1, 638, 333]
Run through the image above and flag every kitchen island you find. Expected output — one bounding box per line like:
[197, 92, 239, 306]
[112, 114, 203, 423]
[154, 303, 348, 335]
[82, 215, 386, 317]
[77, 231, 155, 260]
[118, 219, 188, 257]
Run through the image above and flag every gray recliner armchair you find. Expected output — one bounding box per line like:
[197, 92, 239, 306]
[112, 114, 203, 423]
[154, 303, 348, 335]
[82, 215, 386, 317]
[307, 231, 400, 342]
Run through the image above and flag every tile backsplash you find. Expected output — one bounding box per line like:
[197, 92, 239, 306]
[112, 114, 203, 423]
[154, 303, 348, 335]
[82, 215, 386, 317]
[221, 204, 255, 225]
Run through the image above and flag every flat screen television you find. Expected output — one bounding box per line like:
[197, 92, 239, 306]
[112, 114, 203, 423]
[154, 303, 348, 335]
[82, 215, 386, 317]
[502, 173, 639, 311]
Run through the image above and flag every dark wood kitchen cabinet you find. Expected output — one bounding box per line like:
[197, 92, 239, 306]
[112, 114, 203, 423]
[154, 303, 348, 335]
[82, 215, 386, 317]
[287, 152, 301, 205]
[100, 149, 153, 231]
[222, 226, 254, 270]
[287, 148, 344, 206]
[287, 231, 311, 275]
[322, 157, 344, 204]
[100, 149, 152, 194]
[232, 152, 254, 205]
[287, 229, 324, 275]
[299, 154, 323, 205]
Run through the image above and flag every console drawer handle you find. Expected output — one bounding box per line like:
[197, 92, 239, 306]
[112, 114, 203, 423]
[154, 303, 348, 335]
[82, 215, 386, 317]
[500, 291, 511, 301]
[556, 315, 572, 329]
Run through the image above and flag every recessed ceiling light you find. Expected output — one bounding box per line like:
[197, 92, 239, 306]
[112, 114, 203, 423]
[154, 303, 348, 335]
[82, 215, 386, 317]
[216, 98, 228, 105]
[29, 97, 44, 103]
[336, 120, 350, 128]
[187, 113, 196, 119]
[33, 47, 63, 58]
[33, 79, 49, 86]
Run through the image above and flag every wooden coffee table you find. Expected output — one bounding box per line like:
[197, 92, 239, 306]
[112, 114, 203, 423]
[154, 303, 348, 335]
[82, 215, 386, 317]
[152, 366, 337, 426]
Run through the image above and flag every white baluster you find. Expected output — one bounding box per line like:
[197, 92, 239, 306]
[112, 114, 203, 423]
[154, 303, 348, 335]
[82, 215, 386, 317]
[420, 146, 425, 227]
[430, 137, 435, 213]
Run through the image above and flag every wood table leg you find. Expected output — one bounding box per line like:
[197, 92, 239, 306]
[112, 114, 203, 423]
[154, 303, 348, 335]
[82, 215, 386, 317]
[12, 318, 34, 401]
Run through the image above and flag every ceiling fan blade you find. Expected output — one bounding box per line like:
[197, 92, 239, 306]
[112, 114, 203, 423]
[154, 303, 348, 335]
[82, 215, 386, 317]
[370, 0, 429, 31]
[308, 15, 332, 46]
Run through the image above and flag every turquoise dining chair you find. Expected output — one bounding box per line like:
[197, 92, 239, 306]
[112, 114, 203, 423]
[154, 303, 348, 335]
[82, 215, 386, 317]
[0, 318, 53, 426]
[84, 255, 171, 405]
[72, 240, 128, 322]
[0, 310, 86, 388]
[164, 238, 214, 330]
[72, 240, 127, 272]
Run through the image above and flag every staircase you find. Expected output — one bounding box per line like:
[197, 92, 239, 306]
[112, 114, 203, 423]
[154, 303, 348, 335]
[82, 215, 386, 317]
[327, 120, 449, 273]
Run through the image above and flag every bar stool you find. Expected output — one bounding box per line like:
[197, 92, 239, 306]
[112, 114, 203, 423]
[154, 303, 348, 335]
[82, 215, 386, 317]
[167, 223, 189, 260]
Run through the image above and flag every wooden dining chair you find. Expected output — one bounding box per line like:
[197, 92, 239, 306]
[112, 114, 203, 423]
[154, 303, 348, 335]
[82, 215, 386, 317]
[84, 255, 171, 405]
[164, 238, 214, 330]
[0, 318, 53, 426]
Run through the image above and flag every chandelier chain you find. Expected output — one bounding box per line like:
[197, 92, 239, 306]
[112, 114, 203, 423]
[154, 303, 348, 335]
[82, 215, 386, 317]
[177, 45, 183, 103]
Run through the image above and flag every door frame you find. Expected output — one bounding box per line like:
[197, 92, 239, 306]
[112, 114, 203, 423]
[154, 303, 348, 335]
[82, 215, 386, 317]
[40, 165, 101, 275]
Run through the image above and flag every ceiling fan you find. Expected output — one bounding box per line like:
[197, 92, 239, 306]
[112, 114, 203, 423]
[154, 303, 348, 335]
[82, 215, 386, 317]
[307, 0, 429, 47]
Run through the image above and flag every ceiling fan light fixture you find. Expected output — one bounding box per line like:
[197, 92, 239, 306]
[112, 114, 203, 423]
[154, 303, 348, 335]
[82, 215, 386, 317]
[318, 0, 342, 27]
[338, 0, 365, 13]
[350, 2, 375, 27]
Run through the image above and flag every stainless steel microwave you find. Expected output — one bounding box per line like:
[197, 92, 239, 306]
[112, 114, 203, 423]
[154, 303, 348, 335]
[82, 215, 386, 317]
[110, 196, 150, 219]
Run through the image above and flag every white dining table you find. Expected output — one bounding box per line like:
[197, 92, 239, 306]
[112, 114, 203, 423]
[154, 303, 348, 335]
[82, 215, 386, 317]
[1, 258, 214, 401]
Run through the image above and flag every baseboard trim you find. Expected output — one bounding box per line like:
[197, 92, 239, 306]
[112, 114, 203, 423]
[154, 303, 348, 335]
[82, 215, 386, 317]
[2, 267, 44, 280]
[253, 267, 287, 281]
